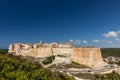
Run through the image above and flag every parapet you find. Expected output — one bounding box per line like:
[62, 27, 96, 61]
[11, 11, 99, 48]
[8, 42, 72, 54]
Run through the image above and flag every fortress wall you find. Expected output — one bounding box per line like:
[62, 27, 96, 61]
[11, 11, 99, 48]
[90, 48, 103, 63]
[72, 48, 90, 64]
[17, 47, 52, 58]
[52, 48, 73, 57]
[72, 48, 103, 68]
[52, 48, 73, 64]
[8, 43, 105, 68]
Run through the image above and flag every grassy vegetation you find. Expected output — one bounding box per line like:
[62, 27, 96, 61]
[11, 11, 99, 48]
[101, 48, 120, 58]
[65, 61, 90, 68]
[74, 71, 120, 80]
[42, 55, 55, 65]
[57, 55, 67, 57]
[0, 51, 75, 80]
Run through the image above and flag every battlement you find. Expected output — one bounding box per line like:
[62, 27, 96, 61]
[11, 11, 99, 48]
[9, 42, 71, 52]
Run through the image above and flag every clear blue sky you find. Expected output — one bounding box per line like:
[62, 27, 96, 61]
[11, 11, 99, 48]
[1, 0, 120, 48]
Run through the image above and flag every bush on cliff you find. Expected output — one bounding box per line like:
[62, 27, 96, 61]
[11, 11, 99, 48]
[57, 55, 67, 57]
[42, 55, 55, 65]
[0, 53, 75, 80]
[65, 61, 90, 68]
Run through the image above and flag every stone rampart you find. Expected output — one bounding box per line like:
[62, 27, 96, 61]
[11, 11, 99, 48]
[16, 47, 52, 58]
[8, 43, 105, 68]
[72, 48, 104, 68]
[53, 48, 73, 57]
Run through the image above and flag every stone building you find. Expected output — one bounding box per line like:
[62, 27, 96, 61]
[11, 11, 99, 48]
[8, 42, 105, 68]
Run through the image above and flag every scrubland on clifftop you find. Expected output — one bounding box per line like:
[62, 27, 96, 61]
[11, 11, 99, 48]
[0, 52, 75, 80]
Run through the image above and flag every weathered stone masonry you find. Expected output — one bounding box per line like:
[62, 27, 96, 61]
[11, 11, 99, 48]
[8, 42, 104, 68]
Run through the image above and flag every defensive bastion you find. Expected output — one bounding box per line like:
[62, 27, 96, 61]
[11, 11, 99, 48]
[8, 42, 105, 68]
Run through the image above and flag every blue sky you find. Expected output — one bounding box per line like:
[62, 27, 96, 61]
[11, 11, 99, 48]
[1, 0, 120, 48]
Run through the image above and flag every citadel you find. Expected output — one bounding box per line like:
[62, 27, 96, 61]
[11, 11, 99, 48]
[8, 42, 104, 68]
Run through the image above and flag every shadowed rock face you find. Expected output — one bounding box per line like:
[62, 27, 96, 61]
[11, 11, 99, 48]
[72, 48, 104, 68]
[8, 43, 105, 68]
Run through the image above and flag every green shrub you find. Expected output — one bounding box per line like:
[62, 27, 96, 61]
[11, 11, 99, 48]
[70, 61, 90, 68]
[57, 55, 66, 57]
[42, 55, 55, 65]
[0, 53, 75, 80]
